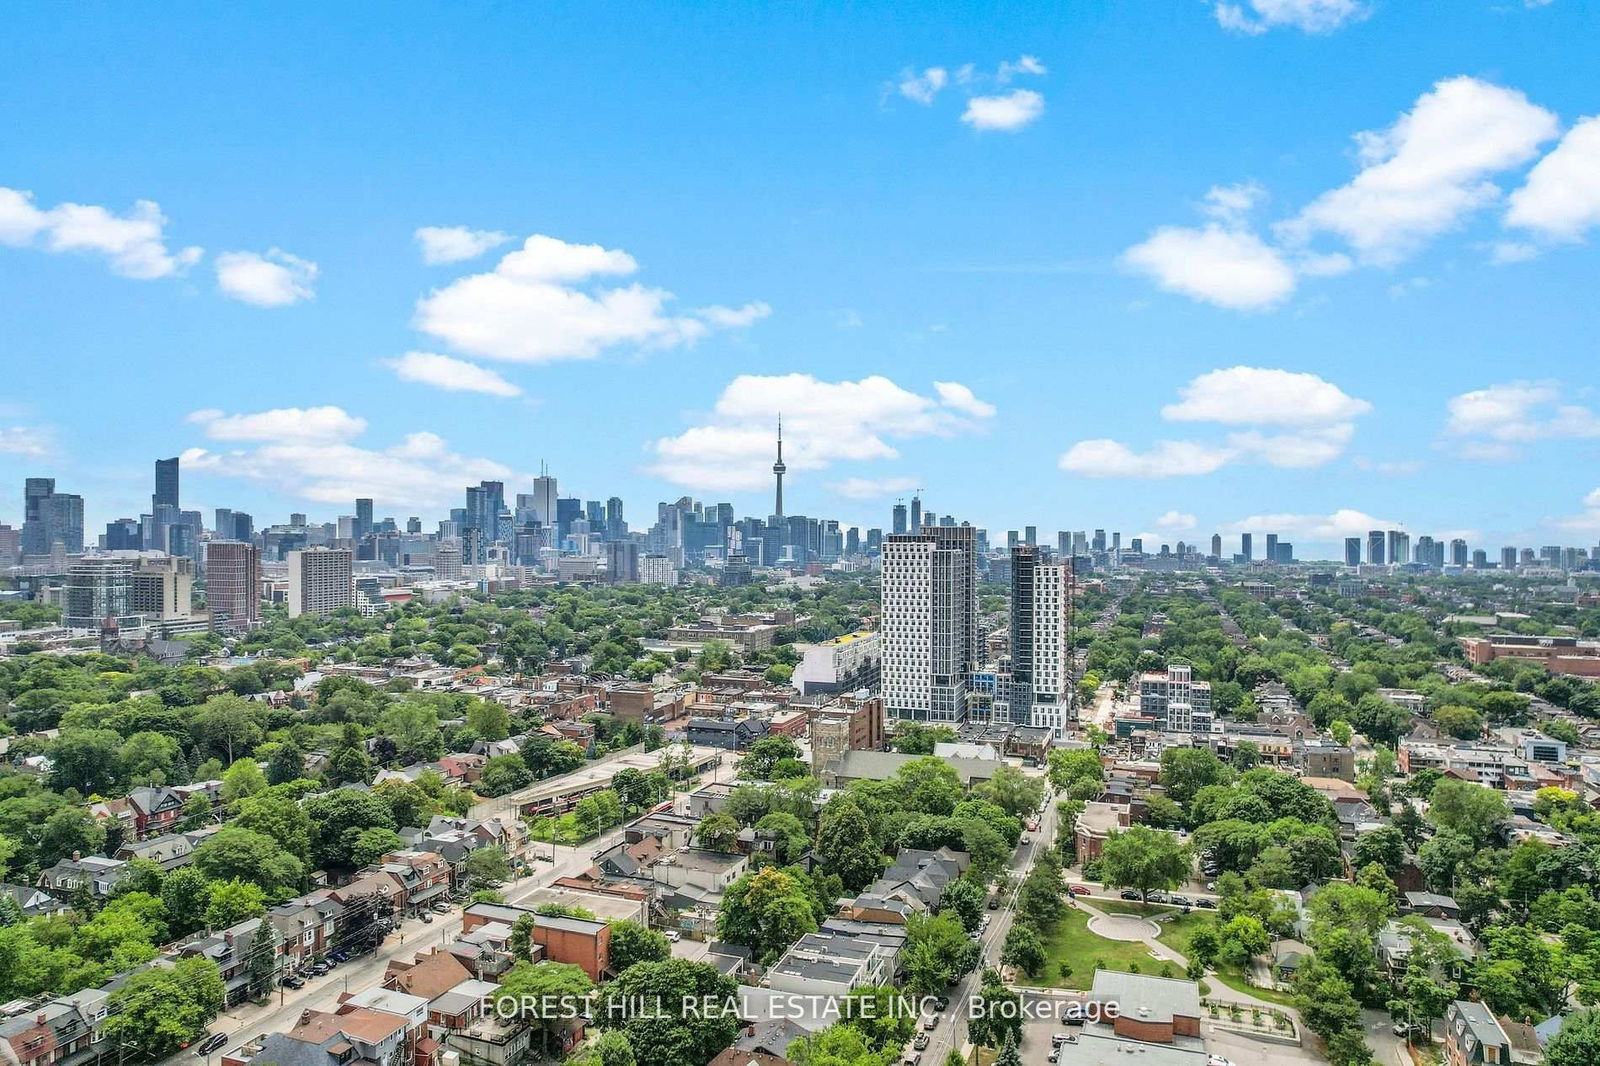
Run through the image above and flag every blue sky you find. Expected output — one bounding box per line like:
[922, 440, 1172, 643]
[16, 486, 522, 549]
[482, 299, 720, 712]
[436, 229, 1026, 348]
[3, 0, 1600, 557]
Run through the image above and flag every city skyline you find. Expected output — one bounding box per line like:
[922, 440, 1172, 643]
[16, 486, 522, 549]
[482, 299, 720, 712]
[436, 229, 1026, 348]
[4, 3, 1600, 553]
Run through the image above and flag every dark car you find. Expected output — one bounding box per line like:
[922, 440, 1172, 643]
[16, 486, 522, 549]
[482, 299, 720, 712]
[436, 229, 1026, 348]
[1196, 898, 1217, 909]
[281, 975, 305, 989]
[198, 1034, 229, 1056]
[987, 897, 1000, 910]
[1120, 890, 1141, 900]
[329, 951, 349, 963]
[307, 963, 329, 976]
[1171, 895, 1192, 906]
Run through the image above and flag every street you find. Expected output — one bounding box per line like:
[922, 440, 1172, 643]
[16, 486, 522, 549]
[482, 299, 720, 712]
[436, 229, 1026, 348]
[181, 815, 645, 1066]
[917, 787, 1061, 1066]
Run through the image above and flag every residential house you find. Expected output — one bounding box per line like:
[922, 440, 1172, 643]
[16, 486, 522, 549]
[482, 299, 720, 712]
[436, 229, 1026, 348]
[1445, 1000, 1544, 1066]
[224, 1006, 411, 1066]
[459, 901, 611, 981]
[37, 856, 129, 900]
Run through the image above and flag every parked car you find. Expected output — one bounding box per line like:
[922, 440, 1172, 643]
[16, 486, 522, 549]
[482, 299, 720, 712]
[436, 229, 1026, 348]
[934, 997, 949, 1012]
[1047, 1052, 1059, 1064]
[431, 902, 451, 914]
[923, 1015, 939, 1031]
[664, 930, 681, 942]
[328, 951, 349, 963]
[987, 896, 1000, 910]
[1171, 895, 1192, 906]
[281, 975, 305, 989]
[903, 1055, 921, 1066]
[1068, 884, 1091, 896]
[914, 1034, 930, 1050]
[307, 963, 329, 977]
[1119, 890, 1141, 900]
[1020, 836, 1031, 846]
[1196, 898, 1217, 909]
[420, 913, 433, 924]
[1148, 891, 1168, 903]
[198, 1033, 229, 1055]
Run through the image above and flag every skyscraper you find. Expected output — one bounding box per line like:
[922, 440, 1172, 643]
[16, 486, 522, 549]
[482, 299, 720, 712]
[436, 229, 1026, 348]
[206, 540, 260, 631]
[606, 496, 626, 537]
[1345, 537, 1362, 567]
[1450, 538, 1469, 567]
[1501, 546, 1518, 570]
[1387, 529, 1410, 566]
[355, 498, 374, 540]
[1367, 530, 1386, 565]
[21, 478, 84, 555]
[1006, 544, 1072, 739]
[154, 457, 180, 509]
[1210, 533, 1222, 559]
[909, 495, 922, 533]
[881, 525, 978, 724]
[529, 473, 558, 527]
[892, 503, 908, 535]
[1240, 533, 1253, 561]
[287, 547, 354, 618]
[1265, 533, 1278, 563]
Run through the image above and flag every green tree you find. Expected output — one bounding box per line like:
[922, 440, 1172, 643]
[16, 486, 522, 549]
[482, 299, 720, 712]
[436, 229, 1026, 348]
[162, 867, 213, 937]
[716, 867, 819, 962]
[349, 827, 405, 867]
[976, 766, 1046, 818]
[244, 921, 278, 1000]
[220, 758, 267, 803]
[940, 877, 986, 934]
[303, 788, 398, 870]
[464, 846, 512, 889]
[816, 797, 881, 891]
[480, 753, 534, 796]
[232, 791, 314, 865]
[48, 729, 125, 796]
[837, 986, 916, 1052]
[101, 957, 224, 1060]
[1544, 1010, 1600, 1066]
[204, 878, 266, 929]
[608, 920, 671, 972]
[1352, 825, 1406, 875]
[1159, 747, 1233, 807]
[1427, 779, 1510, 844]
[1099, 826, 1188, 901]
[376, 702, 444, 762]
[1001, 924, 1046, 977]
[37, 808, 108, 869]
[1432, 705, 1484, 740]
[967, 969, 1023, 1050]
[193, 826, 305, 899]
[901, 910, 980, 996]
[600, 959, 742, 1066]
[695, 813, 742, 853]
[496, 960, 596, 1058]
[462, 699, 508, 741]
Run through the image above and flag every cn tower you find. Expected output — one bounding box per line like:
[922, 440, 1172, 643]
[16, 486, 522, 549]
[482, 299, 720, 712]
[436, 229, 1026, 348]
[772, 416, 786, 521]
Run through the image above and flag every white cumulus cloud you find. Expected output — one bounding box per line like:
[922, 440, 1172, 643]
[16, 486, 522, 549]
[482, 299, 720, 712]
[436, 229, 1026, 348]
[215, 248, 319, 307]
[1504, 116, 1600, 244]
[1221, 508, 1405, 541]
[1551, 487, 1600, 534]
[1443, 380, 1600, 459]
[1121, 223, 1296, 311]
[413, 234, 764, 364]
[898, 67, 949, 105]
[414, 225, 513, 264]
[1161, 366, 1373, 425]
[831, 476, 922, 500]
[188, 405, 368, 443]
[1060, 366, 1369, 478]
[1154, 510, 1199, 532]
[183, 408, 519, 510]
[961, 89, 1045, 132]
[0, 425, 52, 457]
[0, 186, 201, 279]
[647, 374, 994, 492]
[1282, 76, 1559, 265]
[385, 352, 522, 397]
[1214, 0, 1369, 35]
[933, 381, 998, 418]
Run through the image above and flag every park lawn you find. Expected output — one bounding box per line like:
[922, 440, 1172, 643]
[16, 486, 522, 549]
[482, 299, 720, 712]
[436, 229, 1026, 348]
[1036, 908, 1181, 990]
[1141, 909, 1302, 1009]
[1090, 899, 1176, 918]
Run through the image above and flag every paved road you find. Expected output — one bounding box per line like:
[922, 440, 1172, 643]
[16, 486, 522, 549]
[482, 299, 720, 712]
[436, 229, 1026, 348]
[179, 813, 648, 1066]
[916, 793, 1062, 1066]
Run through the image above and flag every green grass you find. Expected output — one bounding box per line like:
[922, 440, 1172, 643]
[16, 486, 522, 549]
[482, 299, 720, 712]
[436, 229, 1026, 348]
[1036, 909, 1179, 990]
[1090, 900, 1175, 917]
